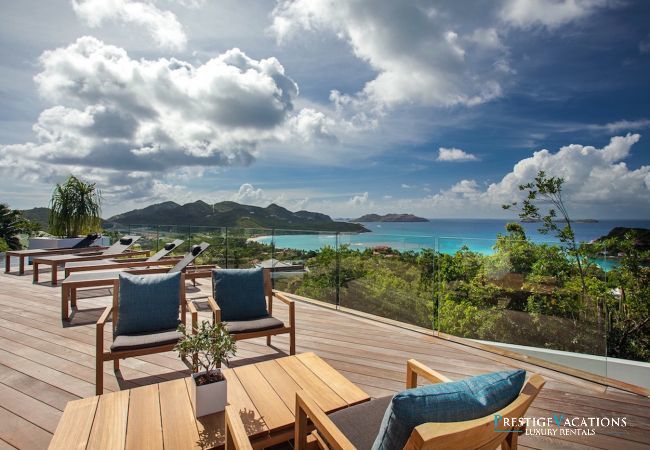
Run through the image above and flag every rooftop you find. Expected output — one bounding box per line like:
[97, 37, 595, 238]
[0, 270, 648, 449]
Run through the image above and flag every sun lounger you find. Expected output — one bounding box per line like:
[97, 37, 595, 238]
[32, 235, 146, 285]
[4, 234, 104, 275]
[60, 242, 214, 320]
[64, 239, 185, 277]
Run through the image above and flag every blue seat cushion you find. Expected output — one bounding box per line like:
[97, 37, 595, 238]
[212, 268, 268, 321]
[372, 369, 526, 450]
[115, 272, 182, 336]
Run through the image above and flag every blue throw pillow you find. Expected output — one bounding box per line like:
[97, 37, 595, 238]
[372, 369, 526, 450]
[115, 272, 182, 336]
[212, 268, 268, 321]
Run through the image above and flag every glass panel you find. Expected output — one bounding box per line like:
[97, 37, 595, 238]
[224, 228, 274, 269]
[269, 229, 339, 305]
[436, 234, 607, 377]
[337, 233, 436, 328]
[189, 226, 227, 268]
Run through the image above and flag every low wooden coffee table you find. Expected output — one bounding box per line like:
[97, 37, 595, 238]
[49, 352, 370, 449]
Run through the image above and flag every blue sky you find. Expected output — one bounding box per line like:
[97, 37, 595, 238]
[0, 0, 649, 219]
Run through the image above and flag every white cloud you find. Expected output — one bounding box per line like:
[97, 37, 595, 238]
[348, 192, 369, 207]
[428, 134, 649, 217]
[437, 147, 479, 162]
[271, 1, 508, 111]
[0, 37, 336, 203]
[587, 119, 650, 133]
[233, 183, 268, 205]
[71, 0, 187, 51]
[640, 34, 650, 54]
[401, 184, 411, 189]
[500, 0, 608, 29]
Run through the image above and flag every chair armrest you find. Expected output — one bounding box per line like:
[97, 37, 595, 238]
[272, 290, 295, 306]
[406, 359, 452, 389]
[295, 391, 354, 450]
[97, 305, 113, 327]
[225, 405, 253, 450]
[186, 299, 199, 333]
[207, 296, 221, 323]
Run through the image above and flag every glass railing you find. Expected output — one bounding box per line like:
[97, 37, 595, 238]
[93, 222, 647, 389]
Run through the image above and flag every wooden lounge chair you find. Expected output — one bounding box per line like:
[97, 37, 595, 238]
[64, 239, 185, 277]
[96, 272, 197, 395]
[32, 235, 148, 285]
[289, 360, 545, 450]
[207, 268, 295, 356]
[61, 243, 212, 321]
[4, 233, 104, 275]
[224, 360, 544, 450]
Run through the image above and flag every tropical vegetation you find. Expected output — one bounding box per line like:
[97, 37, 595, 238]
[49, 175, 102, 238]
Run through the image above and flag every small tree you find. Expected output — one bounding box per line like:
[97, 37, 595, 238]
[503, 171, 587, 295]
[49, 175, 102, 238]
[174, 321, 237, 385]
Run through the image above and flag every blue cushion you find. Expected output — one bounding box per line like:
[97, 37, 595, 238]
[372, 369, 526, 450]
[115, 272, 182, 336]
[212, 268, 268, 321]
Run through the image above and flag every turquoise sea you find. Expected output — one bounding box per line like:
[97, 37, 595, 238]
[254, 219, 650, 271]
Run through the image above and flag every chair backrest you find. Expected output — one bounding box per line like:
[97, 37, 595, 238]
[71, 233, 102, 249]
[405, 374, 546, 450]
[146, 239, 184, 262]
[111, 272, 187, 334]
[168, 242, 210, 273]
[102, 235, 141, 255]
[211, 268, 273, 322]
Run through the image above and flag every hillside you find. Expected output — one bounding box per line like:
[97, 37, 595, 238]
[20, 207, 51, 231]
[353, 213, 429, 223]
[595, 227, 650, 251]
[106, 200, 369, 232]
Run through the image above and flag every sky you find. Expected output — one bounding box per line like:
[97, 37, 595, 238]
[0, 0, 649, 219]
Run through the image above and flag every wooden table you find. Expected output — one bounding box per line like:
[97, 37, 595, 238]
[49, 352, 369, 449]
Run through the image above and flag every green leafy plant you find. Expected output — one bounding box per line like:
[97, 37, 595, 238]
[0, 203, 36, 250]
[49, 175, 102, 238]
[174, 321, 237, 385]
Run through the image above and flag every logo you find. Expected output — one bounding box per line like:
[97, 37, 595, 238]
[494, 413, 628, 437]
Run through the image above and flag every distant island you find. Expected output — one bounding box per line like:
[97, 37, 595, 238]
[353, 213, 429, 223]
[22, 201, 370, 233]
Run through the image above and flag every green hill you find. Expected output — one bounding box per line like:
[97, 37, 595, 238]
[106, 200, 369, 233]
[20, 207, 51, 231]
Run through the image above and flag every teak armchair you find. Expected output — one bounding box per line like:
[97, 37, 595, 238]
[208, 268, 296, 355]
[95, 273, 198, 395]
[293, 360, 545, 450]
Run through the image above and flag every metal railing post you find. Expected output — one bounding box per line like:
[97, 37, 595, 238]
[335, 232, 340, 309]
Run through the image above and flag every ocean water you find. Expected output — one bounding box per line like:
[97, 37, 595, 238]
[255, 219, 650, 271]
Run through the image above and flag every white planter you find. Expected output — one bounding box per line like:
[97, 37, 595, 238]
[190, 371, 228, 417]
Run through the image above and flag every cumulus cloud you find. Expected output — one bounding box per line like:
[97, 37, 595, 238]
[271, 0, 509, 112]
[0, 37, 335, 202]
[500, 0, 608, 29]
[71, 0, 187, 51]
[401, 184, 411, 189]
[437, 147, 479, 162]
[348, 192, 369, 207]
[421, 134, 649, 217]
[233, 183, 269, 205]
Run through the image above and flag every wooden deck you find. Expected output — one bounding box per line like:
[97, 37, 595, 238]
[0, 268, 648, 449]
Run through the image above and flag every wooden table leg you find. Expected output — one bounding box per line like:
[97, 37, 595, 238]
[4, 253, 9, 273]
[71, 287, 77, 308]
[33, 262, 39, 283]
[62, 285, 69, 321]
[19, 256, 25, 275]
[52, 263, 58, 286]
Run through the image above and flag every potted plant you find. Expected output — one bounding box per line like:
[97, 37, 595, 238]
[28, 175, 105, 251]
[175, 320, 237, 417]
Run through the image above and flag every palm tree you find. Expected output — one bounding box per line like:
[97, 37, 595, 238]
[0, 204, 24, 250]
[49, 176, 102, 238]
